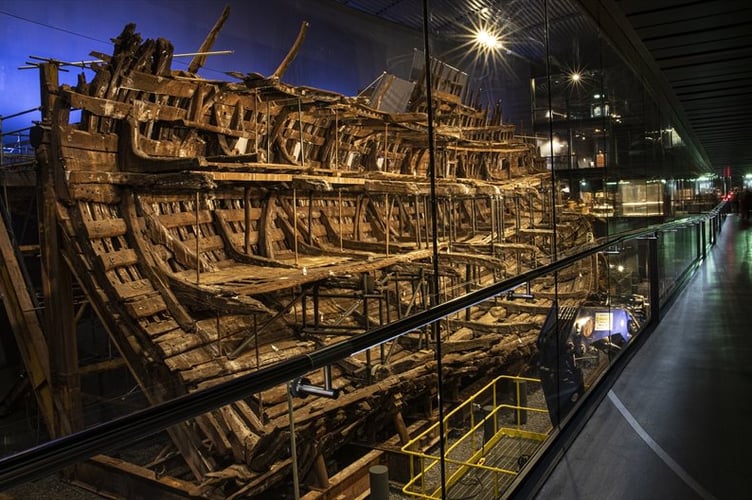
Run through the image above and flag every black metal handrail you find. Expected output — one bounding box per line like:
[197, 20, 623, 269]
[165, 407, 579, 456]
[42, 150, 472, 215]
[0, 203, 726, 489]
[0, 107, 41, 122]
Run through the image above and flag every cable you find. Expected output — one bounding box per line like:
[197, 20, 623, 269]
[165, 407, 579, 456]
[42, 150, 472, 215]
[0, 10, 110, 45]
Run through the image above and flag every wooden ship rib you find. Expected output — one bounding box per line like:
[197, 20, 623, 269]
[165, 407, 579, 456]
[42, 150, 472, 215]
[24, 11, 598, 498]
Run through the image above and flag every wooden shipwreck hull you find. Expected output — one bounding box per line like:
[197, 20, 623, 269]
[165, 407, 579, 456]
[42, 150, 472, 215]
[34, 19, 596, 498]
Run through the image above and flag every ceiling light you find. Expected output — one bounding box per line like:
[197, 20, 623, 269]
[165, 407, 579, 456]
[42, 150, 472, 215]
[475, 28, 500, 50]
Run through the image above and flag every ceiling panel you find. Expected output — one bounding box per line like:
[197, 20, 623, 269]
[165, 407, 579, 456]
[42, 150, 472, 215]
[616, 0, 752, 176]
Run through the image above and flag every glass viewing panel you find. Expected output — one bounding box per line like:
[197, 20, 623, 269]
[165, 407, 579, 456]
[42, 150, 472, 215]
[0, 0, 725, 499]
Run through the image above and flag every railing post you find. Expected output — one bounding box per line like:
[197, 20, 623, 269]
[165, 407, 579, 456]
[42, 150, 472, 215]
[648, 235, 660, 325]
[695, 223, 701, 260]
[515, 379, 528, 425]
[701, 220, 706, 259]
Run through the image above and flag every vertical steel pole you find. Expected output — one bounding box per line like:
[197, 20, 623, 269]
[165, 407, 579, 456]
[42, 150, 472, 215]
[648, 235, 660, 325]
[287, 384, 300, 500]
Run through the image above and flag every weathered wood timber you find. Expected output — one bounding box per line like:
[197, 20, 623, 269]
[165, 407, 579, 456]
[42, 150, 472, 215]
[28, 10, 599, 498]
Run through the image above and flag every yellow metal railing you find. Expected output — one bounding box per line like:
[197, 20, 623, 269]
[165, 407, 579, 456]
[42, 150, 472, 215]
[401, 375, 550, 499]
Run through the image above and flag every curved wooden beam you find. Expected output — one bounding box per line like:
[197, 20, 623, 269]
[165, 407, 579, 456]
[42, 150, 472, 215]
[188, 5, 231, 74]
[269, 21, 309, 81]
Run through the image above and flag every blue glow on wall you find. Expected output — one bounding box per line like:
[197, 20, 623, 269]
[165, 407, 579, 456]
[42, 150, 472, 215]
[0, 0, 424, 137]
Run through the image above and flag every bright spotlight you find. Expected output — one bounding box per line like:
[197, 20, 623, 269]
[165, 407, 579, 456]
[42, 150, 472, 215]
[475, 28, 500, 50]
[570, 72, 581, 82]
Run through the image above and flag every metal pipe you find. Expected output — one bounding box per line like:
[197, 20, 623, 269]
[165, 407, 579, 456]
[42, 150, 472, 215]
[266, 100, 271, 162]
[298, 98, 305, 167]
[291, 378, 338, 399]
[324, 365, 333, 391]
[244, 186, 251, 254]
[195, 192, 201, 285]
[287, 383, 300, 500]
[293, 189, 299, 266]
[338, 189, 343, 252]
[334, 108, 339, 170]
[385, 193, 390, 256]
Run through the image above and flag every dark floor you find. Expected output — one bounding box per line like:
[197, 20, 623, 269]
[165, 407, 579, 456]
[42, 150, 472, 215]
[534, 214, 752, 500]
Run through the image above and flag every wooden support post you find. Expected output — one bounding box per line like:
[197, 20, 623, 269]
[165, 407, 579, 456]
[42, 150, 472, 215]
[394, 276, 402, 320]
[498, 195, 504, 243]
[516, 249, 522, 275]
[254, 314, 264, 418]
[216, 314, 222, 357]
[334, 108, 339, 171]
[244, 186, 251, 254]
[298, 98, 305, 167]
[266, 100, 271, 162]
[44, 260, 78, 433]
[384, 276, 392, 324]
[465, 265, 472, 321]
[378, 292, 385, 364]
[441, 199, 448, 242]
[396, 197, 403, 238]
[393, 411, 410, 445]
[515, 195, 521, 242]
[363, 273, 371, 384]
[528, 192, 535, 228]
[313, 284, 320, 329]
[312, 452, 330, 489]
[447, 197, 453, 248]
[471, 198, 477, 236]
[383, 122, 388, 172]
[39, 64, 81, 436]
[253, 90, 259, 154]
[73, 301, 88, 325]
[423, 196, 430, 245]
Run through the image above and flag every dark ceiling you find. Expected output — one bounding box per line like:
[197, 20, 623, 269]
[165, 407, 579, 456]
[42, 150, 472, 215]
[616, 0, 752, 177]
[336, 0, 752, 178]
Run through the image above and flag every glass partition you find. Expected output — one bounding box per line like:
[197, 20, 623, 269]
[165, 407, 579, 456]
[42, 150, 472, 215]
[0, 0, 726, 499]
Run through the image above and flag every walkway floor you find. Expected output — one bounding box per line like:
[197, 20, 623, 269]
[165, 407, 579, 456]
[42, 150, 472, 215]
[533, 214, 752, 499]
